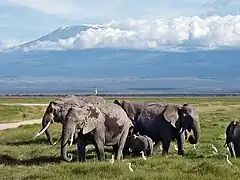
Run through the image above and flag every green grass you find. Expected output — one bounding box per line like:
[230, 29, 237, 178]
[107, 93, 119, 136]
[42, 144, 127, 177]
[1, 96, 240, 179]
[0, 105, 46, 123]
[0, 96, 55, 103]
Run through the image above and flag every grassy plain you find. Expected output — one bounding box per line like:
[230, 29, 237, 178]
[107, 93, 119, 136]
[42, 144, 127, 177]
[1, 96, 240, 179]
[0, 105, 46, 123]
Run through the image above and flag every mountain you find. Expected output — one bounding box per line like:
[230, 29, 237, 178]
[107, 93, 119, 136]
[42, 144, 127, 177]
[4, 15, 240, 52]
[0, 48, 240, 94]
[6, 25, 104, 52]
[1, 20, 240, 94]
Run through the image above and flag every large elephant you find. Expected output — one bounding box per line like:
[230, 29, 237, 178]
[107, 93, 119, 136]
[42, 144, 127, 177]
[113, 99, 161, 124]
[34, 95, 106, 145]
[61, 103, 133, 162]
[135, 103, 200, 155]
[225, 120, 240, 158]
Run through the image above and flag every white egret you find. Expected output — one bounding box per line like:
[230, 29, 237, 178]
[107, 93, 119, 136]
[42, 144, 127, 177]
[174, 145, 178, 151]
[109, 155, 114, 164]
[127, 162, 134, 172]
[226, 154, 233, 165]
[140, 151, 146, 160]
[212, 144, 218, 154]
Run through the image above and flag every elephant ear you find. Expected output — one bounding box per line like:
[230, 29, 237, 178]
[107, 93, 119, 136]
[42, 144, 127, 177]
[82, 104, 102, 135]
[143, 135, 153, 155]
[122, 100, 136, 121]
[163, 104, 180, 128]
[113, 99, 122, 106]
[46, 100, 60, 113]
[182, 104, 198, 120]
[47, 100, 63, 120]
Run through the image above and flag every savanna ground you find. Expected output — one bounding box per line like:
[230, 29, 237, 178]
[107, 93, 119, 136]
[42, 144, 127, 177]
[1, 96, 240, 180]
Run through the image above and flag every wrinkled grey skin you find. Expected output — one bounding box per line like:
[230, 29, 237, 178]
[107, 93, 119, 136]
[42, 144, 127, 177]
[225, 120, 240, 158]
[61, 103, 133, 162]
[113, 99, 161, 125]
[37, 95, 106, 144]
[128, 134, 154, 156]
[136, 103, 200, 155]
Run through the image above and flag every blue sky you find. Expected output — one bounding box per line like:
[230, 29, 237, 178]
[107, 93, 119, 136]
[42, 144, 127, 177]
[0, 0, 240, 46]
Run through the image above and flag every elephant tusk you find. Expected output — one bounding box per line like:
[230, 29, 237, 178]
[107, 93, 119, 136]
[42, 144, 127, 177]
[33, 122, 51, 139]
[69, 133, 74, 147]
[53, 136, 62, 145]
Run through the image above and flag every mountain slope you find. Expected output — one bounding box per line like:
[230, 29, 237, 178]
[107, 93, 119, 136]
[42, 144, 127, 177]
[6, 25, 103, 52]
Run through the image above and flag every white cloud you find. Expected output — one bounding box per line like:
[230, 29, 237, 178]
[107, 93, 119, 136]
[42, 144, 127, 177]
[6, 0, 78, 16]
[19, 15, 240, 52]
[0, 39, 22, 51]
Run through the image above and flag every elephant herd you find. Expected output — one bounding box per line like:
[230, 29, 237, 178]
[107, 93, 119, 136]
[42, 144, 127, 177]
[33, 95, 238, 162]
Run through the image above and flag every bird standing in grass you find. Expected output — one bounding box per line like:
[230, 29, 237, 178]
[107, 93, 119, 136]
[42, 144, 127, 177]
[193, 144, 196, 149]
[226, 155, 233, 165]
[159, 144, 163, 151]
[174, 145, 178, 151]
[95, 88, 98, 96]
[127, 162, 134, 172]
[109, 155, 114, 164]
[226, 147, 230, 152]
[140, 151, 146, 160]
[212, 144, 218, 154]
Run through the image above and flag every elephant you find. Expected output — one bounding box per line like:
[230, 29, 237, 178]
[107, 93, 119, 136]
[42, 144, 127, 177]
[34, 95, 106, 145]
[225, 120, 240, 158]
[135, 103, 200, 155]
[128, 134, 154, 156]
[113, 99, 161, 125]
[61, 102, 133, 162]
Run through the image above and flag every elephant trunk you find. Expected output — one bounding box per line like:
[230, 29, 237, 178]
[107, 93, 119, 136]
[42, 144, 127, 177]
[188, 119, 200, 144]
[42, 114, 53, 145]
[61, 123, 75, 162]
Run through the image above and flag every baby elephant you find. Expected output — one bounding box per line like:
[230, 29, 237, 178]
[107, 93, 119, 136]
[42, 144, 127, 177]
[128, 134, 154, 156]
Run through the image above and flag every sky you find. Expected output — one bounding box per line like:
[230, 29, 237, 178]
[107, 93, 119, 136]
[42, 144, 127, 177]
[0, 0, 240, 50]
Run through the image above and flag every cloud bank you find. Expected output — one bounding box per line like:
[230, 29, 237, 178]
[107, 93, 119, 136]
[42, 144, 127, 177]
[0, 39, 22, 51]
[19, 15, 240, 52]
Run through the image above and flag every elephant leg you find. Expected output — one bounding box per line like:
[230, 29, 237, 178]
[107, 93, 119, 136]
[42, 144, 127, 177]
[184, 130, 188, 141]
[162, 140, 171, 155]
[153, 141, 161, 155]
[94, 138, 105, 161]
[77, 137, 86, 162]
[112, 144, 118, 160]
[176, 132, 184, 155]
[116, 129, 129, 161]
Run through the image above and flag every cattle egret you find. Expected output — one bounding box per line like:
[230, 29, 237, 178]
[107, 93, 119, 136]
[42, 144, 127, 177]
[174, 145, 178, 151]
[193, 144, 196, 149]
[127, 162, 134, 172]
[226, 147, 230, 152]
[226, 155, 233, 165]
[109, 155, 114, 164]
[140, 151, 146, 160]
[159, 144, 163, 151]
[212, 144, 218, 154]
[95, 88, 98, 96]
